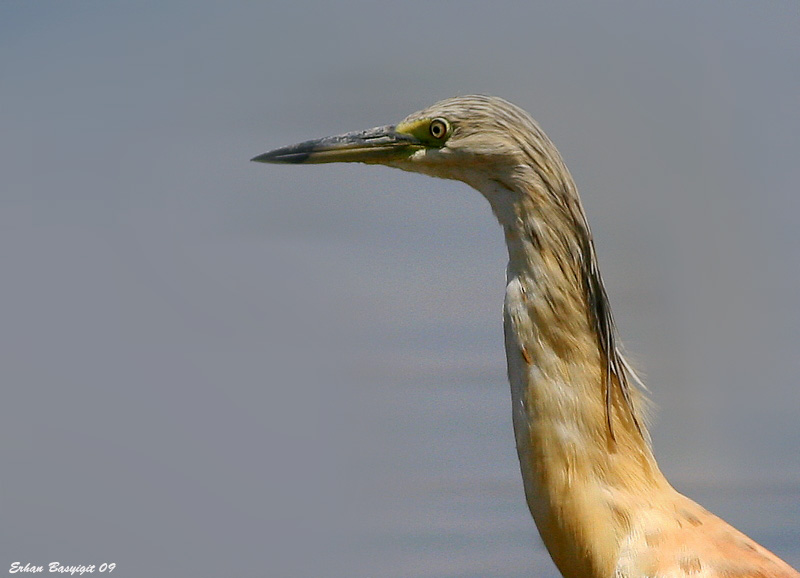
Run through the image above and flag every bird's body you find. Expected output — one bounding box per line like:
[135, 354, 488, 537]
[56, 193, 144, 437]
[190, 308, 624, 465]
[254, 95, 799, 578]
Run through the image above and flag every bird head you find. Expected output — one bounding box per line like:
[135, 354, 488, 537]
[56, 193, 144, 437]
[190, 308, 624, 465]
[252, 95, 546, 185]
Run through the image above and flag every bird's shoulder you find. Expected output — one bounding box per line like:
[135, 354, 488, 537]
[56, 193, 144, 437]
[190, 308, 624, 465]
[616, 493, 800, 578]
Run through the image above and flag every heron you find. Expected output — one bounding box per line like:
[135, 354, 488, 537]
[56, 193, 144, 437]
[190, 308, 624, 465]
[252, 95, 799, 578]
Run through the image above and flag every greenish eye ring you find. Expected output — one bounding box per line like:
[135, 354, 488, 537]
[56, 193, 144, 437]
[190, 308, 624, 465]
[429, 118, 449, 140]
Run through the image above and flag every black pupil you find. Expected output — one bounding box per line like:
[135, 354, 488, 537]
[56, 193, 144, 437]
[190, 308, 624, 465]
[432, 122, 443, 137]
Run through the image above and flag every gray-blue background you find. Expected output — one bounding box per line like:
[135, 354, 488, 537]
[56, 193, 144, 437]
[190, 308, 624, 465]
[2, 2, 798, 576]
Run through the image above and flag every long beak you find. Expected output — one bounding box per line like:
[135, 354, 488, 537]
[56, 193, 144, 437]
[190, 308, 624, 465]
[251, 125, 422, 165]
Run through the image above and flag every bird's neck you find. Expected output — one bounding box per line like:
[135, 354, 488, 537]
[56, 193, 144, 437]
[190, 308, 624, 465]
[472, 170, 669, 577]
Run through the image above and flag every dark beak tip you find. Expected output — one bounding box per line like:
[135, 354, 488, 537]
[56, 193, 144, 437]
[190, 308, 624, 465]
[251, 148, 312, 164]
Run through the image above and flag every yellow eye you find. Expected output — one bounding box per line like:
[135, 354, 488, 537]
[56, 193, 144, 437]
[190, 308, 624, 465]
[429, 118, 449, 140]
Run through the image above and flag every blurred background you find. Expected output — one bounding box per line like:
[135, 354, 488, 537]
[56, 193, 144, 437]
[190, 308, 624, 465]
[2, 2, 798, 576]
